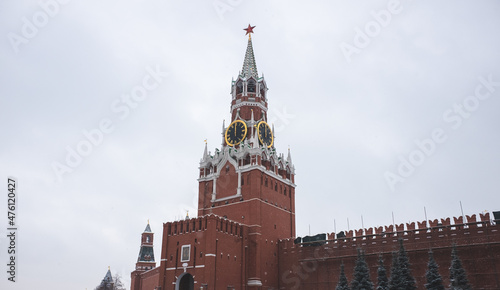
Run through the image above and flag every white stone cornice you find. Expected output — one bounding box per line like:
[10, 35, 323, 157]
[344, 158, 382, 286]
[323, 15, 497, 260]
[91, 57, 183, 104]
[231, 101, 267, 114]
[198, 144, 296, 187]
[239, 164, 296, 188]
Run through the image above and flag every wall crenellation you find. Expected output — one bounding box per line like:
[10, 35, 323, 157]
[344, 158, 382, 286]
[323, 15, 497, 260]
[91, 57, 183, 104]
[281, 212, 496, 248]
[165, 214, 243, 237]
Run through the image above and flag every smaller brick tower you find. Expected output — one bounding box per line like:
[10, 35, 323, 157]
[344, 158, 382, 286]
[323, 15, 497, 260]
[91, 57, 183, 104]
[131, 222, 158, 290]
[134, 221, 156, 271]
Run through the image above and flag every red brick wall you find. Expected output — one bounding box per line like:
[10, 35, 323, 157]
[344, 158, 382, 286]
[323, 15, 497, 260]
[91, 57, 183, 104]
[157, 215, 246, 290]
[278, 218, 500, 290]
[131, 268, 159, 290]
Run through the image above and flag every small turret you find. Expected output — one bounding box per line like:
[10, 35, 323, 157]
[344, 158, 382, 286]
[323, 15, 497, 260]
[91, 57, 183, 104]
[202, 140, 209, 162]
[135, 221, 156, 271]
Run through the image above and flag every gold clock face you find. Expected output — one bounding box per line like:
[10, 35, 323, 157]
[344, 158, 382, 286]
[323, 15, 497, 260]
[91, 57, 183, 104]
[257, 121, 273, 148]
[225, 120, 247, 146]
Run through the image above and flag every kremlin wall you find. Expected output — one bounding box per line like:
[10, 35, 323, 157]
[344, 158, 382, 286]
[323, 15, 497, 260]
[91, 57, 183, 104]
[279, 212, 500, 289]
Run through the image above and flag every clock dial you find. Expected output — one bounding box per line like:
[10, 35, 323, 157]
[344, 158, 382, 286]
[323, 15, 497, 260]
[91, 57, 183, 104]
[257, 121, 273, 148]
[225, 120, 248, 146]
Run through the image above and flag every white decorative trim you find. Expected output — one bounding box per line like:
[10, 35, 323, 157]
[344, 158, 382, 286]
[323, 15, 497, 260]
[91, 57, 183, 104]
[213, 194, 241, 203]
[200, 164, 296, 188]
[209, 197, 296, 215]
[208, 147, 240, 201]
[212, 176, 216, 201]
[168, 265, 204, 271]
[237, 169, 241, 196]
[136, 266, 157, 275]
[247, 279, 263, 286]
[205, 253, 216, 257]
[231, 101, 267, 113]
[180, 244, 191, 262]
[240, 165, 296, 187]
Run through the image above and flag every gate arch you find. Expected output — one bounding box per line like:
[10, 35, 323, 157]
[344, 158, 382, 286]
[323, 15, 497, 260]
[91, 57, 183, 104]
[175, 272, 194, 290]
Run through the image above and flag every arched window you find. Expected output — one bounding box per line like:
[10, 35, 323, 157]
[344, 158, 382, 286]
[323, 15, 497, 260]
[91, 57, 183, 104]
[236, 81, 243, 94]
[146, 236, 150, 243]
[247, 79, 256, 93]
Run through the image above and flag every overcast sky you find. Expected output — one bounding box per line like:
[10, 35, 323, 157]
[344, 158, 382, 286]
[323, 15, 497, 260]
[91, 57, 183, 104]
[1, 0, 500, 289]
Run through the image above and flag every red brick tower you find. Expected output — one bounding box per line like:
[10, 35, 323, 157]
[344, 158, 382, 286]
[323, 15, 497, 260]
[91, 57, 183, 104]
[137, 222, 156, 271]
[198, 25, 296, 288]
[131, 222, 156, 289]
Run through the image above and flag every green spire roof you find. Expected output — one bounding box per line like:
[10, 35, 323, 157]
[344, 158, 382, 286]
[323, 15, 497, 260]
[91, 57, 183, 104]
[103, 269, 112, 282]
[98, 268, 113, 288]
[241, 37, 258, 79]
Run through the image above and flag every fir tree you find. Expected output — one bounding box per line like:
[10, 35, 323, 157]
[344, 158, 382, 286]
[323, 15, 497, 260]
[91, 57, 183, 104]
[337, 262, 350, 290]
[397, 239, 416, 290]
[449, 244, 471, 290]
[351, 249, 373, 290]
[425, 250, 444, 290]
[376, 254, 388, 290]
[388, 251, 401, 290]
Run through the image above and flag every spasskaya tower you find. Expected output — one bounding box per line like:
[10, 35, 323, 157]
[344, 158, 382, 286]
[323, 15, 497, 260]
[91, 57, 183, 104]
[132, 25, 297, 290]
[197, 25, 296, 288]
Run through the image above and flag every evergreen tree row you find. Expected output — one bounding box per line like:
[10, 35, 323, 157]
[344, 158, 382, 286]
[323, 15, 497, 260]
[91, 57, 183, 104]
[335, 240, 470, 290]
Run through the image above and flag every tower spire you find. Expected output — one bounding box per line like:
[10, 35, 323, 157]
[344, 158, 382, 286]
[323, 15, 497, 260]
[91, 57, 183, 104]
[287, 147, 293, 164]
[241, 25, 258, 79]
[202, 140, 209, 161]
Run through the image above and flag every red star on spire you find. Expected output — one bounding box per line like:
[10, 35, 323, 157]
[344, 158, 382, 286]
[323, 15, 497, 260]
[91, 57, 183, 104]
[244, 24, 256, 36]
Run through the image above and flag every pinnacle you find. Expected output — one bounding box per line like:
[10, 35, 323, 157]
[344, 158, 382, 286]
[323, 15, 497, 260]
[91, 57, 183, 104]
[241, 37, 258, 79]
